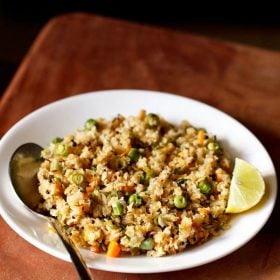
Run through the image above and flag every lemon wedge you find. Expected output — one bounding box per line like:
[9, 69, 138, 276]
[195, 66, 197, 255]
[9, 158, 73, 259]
[226, 158, 265, 213]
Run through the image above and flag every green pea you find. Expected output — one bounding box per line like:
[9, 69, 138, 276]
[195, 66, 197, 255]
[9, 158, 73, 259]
[154, 137, 169, 149]
[52, 177, 62, 183]
[57, 213, 62, 222]
[50, 160, 62, 171]
[174, 167, 185, 175]
[41, 149, 50, 158]
[153, 215, 159, 225]
[71, 172, 84, 185]
[84, 118, 98, 130]
[128, 148, 140, 163]
[145, 113, 160, 128]
[109, 156, 128, 170]
[51, 137, 63, 144]
[207, 142, 221, 152]
[140, 237, 154, 250]
[128, 193, 142, 207]
[53, 143, 68, 156]
[139, 172, 146, 184]
[161, 137, 169, 145]
[110, 190, 118, 197]
[140, 168, 153, 186]
[112, 201, 124, 216]
[198, 180, 213, 195]
[174, 195, 187, 209]
[145, 168, 153, 180]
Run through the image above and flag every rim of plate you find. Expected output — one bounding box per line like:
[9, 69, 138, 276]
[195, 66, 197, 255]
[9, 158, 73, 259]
[0, 89, 277, 273]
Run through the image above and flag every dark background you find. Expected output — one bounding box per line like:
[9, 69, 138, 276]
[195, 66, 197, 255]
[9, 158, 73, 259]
[1, 0, 280, 95]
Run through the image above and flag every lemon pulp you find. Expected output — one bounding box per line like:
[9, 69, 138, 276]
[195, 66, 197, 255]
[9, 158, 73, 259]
[226, 158, 265, 213]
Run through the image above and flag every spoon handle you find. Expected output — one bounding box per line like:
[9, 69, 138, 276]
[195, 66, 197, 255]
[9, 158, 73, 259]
[49, 217, 93, 280]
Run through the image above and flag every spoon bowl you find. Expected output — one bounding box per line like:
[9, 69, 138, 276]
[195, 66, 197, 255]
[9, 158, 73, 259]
[9, 143, 93, 280]
[10, 143, 44, 211]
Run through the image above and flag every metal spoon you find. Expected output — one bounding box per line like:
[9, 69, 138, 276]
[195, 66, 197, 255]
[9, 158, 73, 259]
[9, 143, 93, 280]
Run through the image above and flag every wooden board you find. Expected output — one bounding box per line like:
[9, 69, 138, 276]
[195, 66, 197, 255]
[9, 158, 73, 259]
[0, 13, 279, 280]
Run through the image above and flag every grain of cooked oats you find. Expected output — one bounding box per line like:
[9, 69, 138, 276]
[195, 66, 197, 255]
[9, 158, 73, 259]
[37, 110, 232, 257]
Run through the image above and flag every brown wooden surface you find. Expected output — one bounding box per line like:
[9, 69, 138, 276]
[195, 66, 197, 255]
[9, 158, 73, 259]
[0, 13, 279, 280]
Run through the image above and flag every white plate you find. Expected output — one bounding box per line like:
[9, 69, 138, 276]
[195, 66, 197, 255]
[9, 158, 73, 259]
[0, 90, 277, 273]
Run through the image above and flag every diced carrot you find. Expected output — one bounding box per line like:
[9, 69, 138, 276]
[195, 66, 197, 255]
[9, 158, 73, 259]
[138, 109, 146, 120]
[90, 245, 101, 253]
[121, 185, 135, 193]
[199, 231, 204, 238]
[106, 240, 121, 257]
[83, 203, 91, 213]
[72, 205, 84, 216]
[54, 182, 63, 195]
[82, 192, 89, 199]
[171, 247, 177, 254]
[86, 186, 94, 193]
[220, 158, 231, 172]
[86, 176, 94, 183]
[78, 205, 84, 214]
[216, 173, 223, 182]
[197, 130, 205, 145]
[199, 208, 210, 215]
[176, 212, 182, 223]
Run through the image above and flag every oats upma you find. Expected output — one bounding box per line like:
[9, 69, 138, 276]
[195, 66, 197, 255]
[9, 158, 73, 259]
[38, 110, 231, 257]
